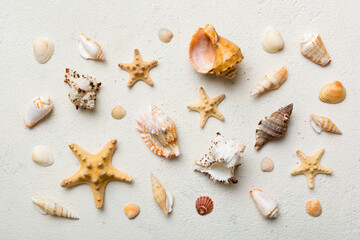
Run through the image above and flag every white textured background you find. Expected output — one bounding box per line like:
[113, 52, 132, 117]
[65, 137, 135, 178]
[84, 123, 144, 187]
[1, 0, 360, 239]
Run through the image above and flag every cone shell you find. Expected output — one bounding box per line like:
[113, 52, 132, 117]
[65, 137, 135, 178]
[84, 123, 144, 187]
[318, 81, 346, 104]
[78, 33, 106, 61]
[310, 114, 342, 134]
[24, 96, 53, 128]
[250, 189, 279, 218]
[300, 33, 330, 66]
[150, 173, 173, 216]
[195, 196, 214, 215]
[123, 203, 140, 219]
[32, 145, 54, 167]
[255, 104, 293, 150]
[32, 197, 79, 220]
[33, 38, 54, 64]
[305, 199, 322, 217]
[251, 66, 287, 97]
[189, 24, 243, 79]
[261, 27, 284, 53]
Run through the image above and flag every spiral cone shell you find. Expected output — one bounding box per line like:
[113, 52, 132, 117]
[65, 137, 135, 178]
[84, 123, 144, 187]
[250, 189, 279, 218]
[32, 197, 79, 220]
[251, 66, 287, 97]
[310, 114, 342, 134]
[150, 173, 173, 216]
[23, 96, 53, 128]
[300, 33, 330, 66]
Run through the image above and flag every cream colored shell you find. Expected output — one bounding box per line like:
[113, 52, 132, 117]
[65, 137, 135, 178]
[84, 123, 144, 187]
[261, 27, 284, 53]
[158, 28, 173, 43]
[33, 38, 54, 64]
[32, 145, 54, 167]
[261, 157, 274, 172]
[112, 105, 127, 119]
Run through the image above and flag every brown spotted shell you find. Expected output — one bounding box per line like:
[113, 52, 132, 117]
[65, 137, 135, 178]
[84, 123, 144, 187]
[195, 196, 213, 215]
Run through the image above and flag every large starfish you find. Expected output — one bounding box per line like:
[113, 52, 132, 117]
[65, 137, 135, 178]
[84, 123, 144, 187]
[187, 87, 225, 128]
[61, 139, 132, 208]
[291, 149, 332, 189]
[118, 49, 158, 87]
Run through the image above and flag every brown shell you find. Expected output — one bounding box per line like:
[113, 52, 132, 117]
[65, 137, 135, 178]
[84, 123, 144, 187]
[195, 196, 214, 215]
[318, 81, 346, 104]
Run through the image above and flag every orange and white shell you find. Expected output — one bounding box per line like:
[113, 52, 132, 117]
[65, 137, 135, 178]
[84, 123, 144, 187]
[33, 38, 54, 64]
[310, 114, 342, 134]
[123, 203, 140, 219]
[305, 199, 322, 217]
[318, 81, 346, 104]
[136, 105, 180, 158]
[250, 189, 279, 218]
[32, 197, 79, 220]
[24, 96, 53, 128]
[251, 66, 287, 97]
[189, 24, 243, 79]
[78, 33, 106, 61]
[300, 33, 330, 66]
[150, 173, 173, 216]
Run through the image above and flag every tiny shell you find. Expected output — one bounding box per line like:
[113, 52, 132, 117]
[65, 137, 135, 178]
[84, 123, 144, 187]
[251, 66, 287, 97]
[151, 173, 173, 216]
[261, 157, 274, 172]
[305, 199, 322, 217]
[112, 105, 127, 119]
[158, 28, 173, 43]
[32, 145, 54, 167]
[318, 81, 346, 104]
[24, 96, 54, 128]
[250, 189, 279, 218]
[32, 197, 79, 220]
[78, 33, 105, 61]
[195, 196, 213, 215]
[300, 33, 330, 66]
[33, 38, 54, 64]
[261, 27, 284, 53]
[124, 203, 140, 219]
[310, 114, 342, 134]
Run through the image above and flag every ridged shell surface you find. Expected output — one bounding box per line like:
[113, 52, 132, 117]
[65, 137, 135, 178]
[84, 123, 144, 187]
[251, 66, 287, 96]
[261, 27, 284, 53]
[310, 114, 342, 134]
[150, 173, 173, 216]
[78, 33, 106, 61]
[33, 38, 54, 64]
[318, 81, 346, 104]
[305, 199, 322, 217]
[32, 145, 54, 167]
[300, 33, 330, 66]
[32, 197, 79, 220]
[24, 96, 53, 128]
[124, 203, 140, 219]
[195, 196, 214, 215]
[250, 189, 279, 218]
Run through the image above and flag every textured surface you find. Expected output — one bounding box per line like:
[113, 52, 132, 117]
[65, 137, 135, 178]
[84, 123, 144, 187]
[1, 0, 360, 239]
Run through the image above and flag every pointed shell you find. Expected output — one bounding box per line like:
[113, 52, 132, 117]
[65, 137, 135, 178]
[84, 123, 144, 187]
[32, 197, 79, 220]
[158, 28, 173, 43]
[123, 203, 140, 219]
[33, 38, 54, 64]
[250, 189, 279, 218]
[300, 33, 331, 66]
[310, 114, 342, 134]
[150, 173, 173, 216]
[261, 157, 274, 172]
[305, 199, 322, 217]
[251, 66, 287, 97]
[261, 27, 284, 53]
[32, 145, 54, 167]
[24, 96, 53, 128]
[78, 33, 106, 61]
[195, 196, 214, 215]
[111, 105, 127, 119]
[318, 81, 346, 104]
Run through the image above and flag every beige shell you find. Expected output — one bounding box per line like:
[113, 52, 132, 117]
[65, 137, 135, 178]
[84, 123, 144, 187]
[318, 81, 346, 104]
[111, 105, 126, 119]
[251, 66, 287, 97]
[33, 38, 54, 64]
[261, 27, 284, 53]
[32, 197, 79, 220]
[261, 157, 274, 172]
[78, 33, 105, 61]
[150, 173, 173, 216]
[300, 33, 331, 66]
[305, 199, 322, 217]
[310, 114, 342, 134]
[24, 96, 54, 128]
[158, 28, 173, 43]
[195, 196, 214, 215]
[123, 203, 140, 219]
[32, 145, 54, 167]
[250, 189, 279, 218]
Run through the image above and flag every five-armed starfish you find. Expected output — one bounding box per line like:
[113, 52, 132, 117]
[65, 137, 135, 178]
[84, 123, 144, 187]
[118, 49, 158, 87]
[291, 148, 332, 189]
[61, 139, 132, 208]
[187, 87, 225, 128]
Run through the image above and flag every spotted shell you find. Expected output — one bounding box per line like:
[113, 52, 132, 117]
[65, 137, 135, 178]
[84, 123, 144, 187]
[300, 33, 330, 66]
[305, 199, 322, 217]
[318, 81, 346, 104]
[123, 203, 140, 219]
[195, 196, 213, 215]
[310, 114, 342, 134]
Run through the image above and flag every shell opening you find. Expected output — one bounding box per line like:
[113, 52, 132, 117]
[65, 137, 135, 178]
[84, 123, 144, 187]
[189, 29, 216, 73]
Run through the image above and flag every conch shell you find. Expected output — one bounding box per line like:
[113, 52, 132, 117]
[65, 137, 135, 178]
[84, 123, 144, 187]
[32, 197, 79, 220]
[255, 104, 293, 150]
[194, 133, 246, 184]
[300, 33, 331, 66]
[251, 66, 287, 97]
[150, 173, 173, 216]
[189, 24, 243, 79]
[33, 38, 54, 64]
[250, 189, 279, 218]
[318, 81, 346, 104]
[78, 33, 106, 61]
[136, 105, 180, 158]
[24, 96, 53, 128]
[310, 114, 342, 134]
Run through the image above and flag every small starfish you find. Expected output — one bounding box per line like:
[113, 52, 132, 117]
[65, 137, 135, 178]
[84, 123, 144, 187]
[61, 139, 132, 209]
[187, 87, 225, 128]
[291, 148, 332, 189]
[118, 49, 158, 87]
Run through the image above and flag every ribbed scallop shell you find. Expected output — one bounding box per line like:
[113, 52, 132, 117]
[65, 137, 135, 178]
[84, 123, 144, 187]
[33, 38, 54, 64]
[305, 199, 322, 217]
[310, 114, 342, 134]
[150, 173, 173, 216]
[24, 96, 53, 128]
[32, 197, 79, 220]
[251, 66, 287, 97]
[300, 33, 331, 66]
[195, 196, 214, 215]
[136, 105, 180, 158]
[123, 203, 140, 219]
[261, 27, 284, 53]
[250, 189, 279, 218]
[78, 33, 106, 61]
[318, 81, 346, 104]
[189, 24, 243, 79]
[255, 104, 293, 151]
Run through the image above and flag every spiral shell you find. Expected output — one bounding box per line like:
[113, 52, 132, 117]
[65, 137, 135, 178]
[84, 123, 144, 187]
[251, 66, 287, 97]
[78, 33, 106, 61]
[195, 196, 214, 215]
[32, 197, 79, 220]
[305, 199, 322, 217]
[250, 189, 279, 218]
[261, 27, 284, 53]
[150, 173, 173, 216]
[318, 81, 346, 104]
[300, 33, 330, 66]
[33, 38, 54, 64]
[23, 96, 54, 128]
[310, 114, 342, 134]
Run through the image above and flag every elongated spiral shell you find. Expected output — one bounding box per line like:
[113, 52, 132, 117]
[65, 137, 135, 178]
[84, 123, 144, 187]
[32, 197, 79, 220]
[150, 173, 173, 216]
[195, 196, 214, 215]
[310, 114, 342, 134]
[251, 66, 287, 97]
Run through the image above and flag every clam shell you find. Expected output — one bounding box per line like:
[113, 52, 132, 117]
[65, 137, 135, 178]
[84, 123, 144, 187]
[150, 173, 173, 216]
[250, 189, 279, 218]
[24, 96, 53, 128]
[310, 114, 342, 134]
[32, 145, 54, 167]
[318, 81, 346, 104]
[305, 199, 322, 217]
[78, 33, 106, 61]
[251, 66, 287, 97]
[158, 28, 173, 43]
[195, 196, 213, 215]
[261, 157, 274, 172]
[111, 105, 126, 119]
[300, 33, 330, 66]
[32, 197, 79, 220]
[123, 203, 140, 219]
[261, 27, 284, 53]
[33, 38, 54, 64]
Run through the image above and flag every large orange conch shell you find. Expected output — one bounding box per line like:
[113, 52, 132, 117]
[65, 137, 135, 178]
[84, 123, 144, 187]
[189, 24, 244, 79]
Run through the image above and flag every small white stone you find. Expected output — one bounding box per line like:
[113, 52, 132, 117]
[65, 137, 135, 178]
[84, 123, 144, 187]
[261, 157, 274, 172]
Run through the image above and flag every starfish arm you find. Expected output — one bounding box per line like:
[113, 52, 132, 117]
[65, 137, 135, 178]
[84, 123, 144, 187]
[199, 87, 210, 100]
[212, 94, 225, 106]
[111, 167, 132, 182]
[133, 49, 142, 61]
[199, 112, 210, 128]
[127, 77, 139, 88]
[142, 75, 154, 86]
[144, 60, 158, 70]
[313, 148, 325, 162]
[187, 103, 202, 112]
[60, 170, 85, 188]
[290, 165, 307, 175]
[211, 109, 225, 121]
[118, 63, 132, 72]
[316, 165, 333, 175]
[97, 139, 117, 163]
[305, 173, 315, 188]
[91, 183, 106, 209]
[68, 144, 91, 164]
[296, 150, 308, 164]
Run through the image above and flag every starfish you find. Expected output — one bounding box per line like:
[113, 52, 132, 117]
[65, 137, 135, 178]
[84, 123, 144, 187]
[187, 87, 225, 128]
[61, 139, 132, 209]
[118, 49, 158, 87]
[291, 148, 332, 189]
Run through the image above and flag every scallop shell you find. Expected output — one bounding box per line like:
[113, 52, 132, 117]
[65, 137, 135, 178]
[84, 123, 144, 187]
[24, 96, 53, 128]
[123, 203, 140, 219]
[189, 24, 244, 79]
[150, 173, 173, 216]
[32, 197, 79, 220]
[78, 33, 106, 61]
[318, 81, 346, 104]
[310, 114, 342, 134]
[33, 38, 54, 64]
[194, 133, 246, 184]
[195, 196, 214, 215]
[32, 145, 54, 167]
[250, 189, 279, 218]
[251, 66, 287, 97]
[136, 105, 180, 158]
[255, 104, 293, 151]
[261, 27, 284, 53]
[112, 105, 127, 119]
[305, 199, 322, 217]
[261, 157, 274, 172]
[300, 33, 331, 66]
[158, 28, 173, 43]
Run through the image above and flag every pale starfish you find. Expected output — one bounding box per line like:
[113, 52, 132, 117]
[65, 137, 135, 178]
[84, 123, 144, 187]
[291, 148, 332, 189]
[61, 139, 132, 208]
[118, 49, 158, 87]
[187, 87, 225, 128]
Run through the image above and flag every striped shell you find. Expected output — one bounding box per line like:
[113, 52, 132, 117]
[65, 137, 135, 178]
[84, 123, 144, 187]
[189, 24, 243, 79]
[195, 196, 214, 215]
[318, 81, 346, 104]
[251, 66, 287, 97]
[33, 38, 54, 64]
[151, 173, 173, 216]
[300, 33, 330, 66]
[32, 197, 79, 220]
[310, 114, 342, 134]
[24, 96, 53, 128]
[78, 33, 106, 61]
[136, 105, 180, 158]
[250, 189, 279, 218]
[123, 203, 140, 219]
[255, 104, 293, 151]
[305, 199, 322, 217]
